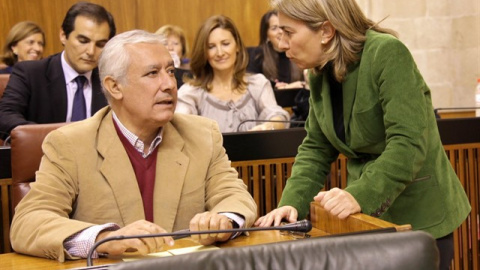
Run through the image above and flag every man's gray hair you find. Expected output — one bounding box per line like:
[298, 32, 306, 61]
[98, 30, 166, 99]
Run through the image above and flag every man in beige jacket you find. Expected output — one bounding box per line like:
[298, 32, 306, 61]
[10, 30, 257, 262]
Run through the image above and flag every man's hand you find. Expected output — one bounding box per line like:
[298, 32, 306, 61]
[254, 206, 298, 227]
[314, 187, 361, 219]
[189, 212, 233, 245]
[95, 220, 174, 256]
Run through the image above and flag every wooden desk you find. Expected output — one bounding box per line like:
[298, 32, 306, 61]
[0, 203, 408, 269]
[0, 228, 326, 270]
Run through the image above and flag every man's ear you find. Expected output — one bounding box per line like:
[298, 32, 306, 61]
[103, 76, 123, 100]
[320, 21, 336, 44]
[59, 29, 67, 46]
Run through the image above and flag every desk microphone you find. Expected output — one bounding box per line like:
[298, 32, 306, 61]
[236, 119, 306, 132]
[86, 220, 312, 266]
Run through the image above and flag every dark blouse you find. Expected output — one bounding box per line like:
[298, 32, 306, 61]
[327, 65, 346, 143]
[247, 46, 293, 85]
[0, 66, 13, 74]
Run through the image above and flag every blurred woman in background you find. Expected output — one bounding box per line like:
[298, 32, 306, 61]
[0, 21, 45, 74]
[155, 24, 190, 69]
[248, 11, 309, 124]
[247, 10, 304, 89]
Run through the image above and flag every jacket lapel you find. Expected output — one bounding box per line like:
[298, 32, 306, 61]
[153, 121, 189, 232]
[46, 54, 68, 122]
[97, 111, 145, 225]
[342, 62, 359, 139]
[318, 72, 358, 158]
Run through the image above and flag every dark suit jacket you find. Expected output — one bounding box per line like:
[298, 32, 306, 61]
[0, 53, 107, 139]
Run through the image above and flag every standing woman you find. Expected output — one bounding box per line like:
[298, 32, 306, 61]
[247, 10, 304, 89]
[176, 15, 289, 132]
[0, 21, 45, 74]
[255, 1, 470, 269]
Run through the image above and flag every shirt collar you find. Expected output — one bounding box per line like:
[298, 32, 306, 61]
[60, 51, 93, 85]
[112, 111, 163, 158]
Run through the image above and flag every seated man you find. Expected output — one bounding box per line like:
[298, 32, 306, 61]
[10, 30, 257, 262]
[0, 2, 116, 140]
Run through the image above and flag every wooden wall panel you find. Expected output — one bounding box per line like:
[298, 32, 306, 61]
[0, 0, 270, 59]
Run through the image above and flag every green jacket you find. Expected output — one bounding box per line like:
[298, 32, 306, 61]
[279, 30, 470, 238]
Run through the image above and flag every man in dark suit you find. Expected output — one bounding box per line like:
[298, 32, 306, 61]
[0, 2, 116, 140]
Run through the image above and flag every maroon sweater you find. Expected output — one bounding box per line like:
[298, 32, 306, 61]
[113, 122, 158, 222]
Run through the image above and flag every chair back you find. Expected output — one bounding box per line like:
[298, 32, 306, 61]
[0, 74, 10, 99]
[10, 123, 66, 212]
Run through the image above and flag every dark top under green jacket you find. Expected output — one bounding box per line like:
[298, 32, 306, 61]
[278, 30, 470, 238]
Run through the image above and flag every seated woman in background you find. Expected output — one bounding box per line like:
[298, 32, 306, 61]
[247, 10, 310, 125]
[155, 24, 190, 69]
[155, 24, 192, 88]
[176, 15, 290, 133]
[0, 21, 45, 74]
[247, 10, 304, 89]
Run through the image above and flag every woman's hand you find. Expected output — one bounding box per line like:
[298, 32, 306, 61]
[254, 206, 298, 227]
[250, 123, 275, 131]
[314, 187, 361, 219]
[249, 116, 287, 131]
[275, 80, 305, 89]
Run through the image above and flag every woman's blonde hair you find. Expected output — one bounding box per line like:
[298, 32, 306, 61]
[1, 21, 45, 66]
[187, 15, 248, 92]
[271, 0, 397, 82]
[155, 24, 188, 59]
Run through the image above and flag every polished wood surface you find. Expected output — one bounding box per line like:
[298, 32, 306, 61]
[0, 229, 325, 270]
[310, 201, 412, 234]
[438, 110, 476, 119]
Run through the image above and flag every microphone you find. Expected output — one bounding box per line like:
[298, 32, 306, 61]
[236, 119, 306, 132]
[86, 220, 312, 266]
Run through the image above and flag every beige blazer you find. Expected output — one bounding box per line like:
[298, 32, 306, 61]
[10, 107, 257, 261]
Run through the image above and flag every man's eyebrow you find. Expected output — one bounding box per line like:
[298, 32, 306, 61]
[145, 60, 175, 70]
[76, 34, 108, 43]
[75, 34, 91, 41]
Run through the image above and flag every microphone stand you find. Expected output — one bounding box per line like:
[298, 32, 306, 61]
[86, 220, 312, 266]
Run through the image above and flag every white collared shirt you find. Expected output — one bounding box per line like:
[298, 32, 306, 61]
[61, 51, 93, 122]
[112, 112, 163, 158]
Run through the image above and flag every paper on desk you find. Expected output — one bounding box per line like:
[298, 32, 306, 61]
[123, 245, 219, 262]
[167, 245, 219, 255]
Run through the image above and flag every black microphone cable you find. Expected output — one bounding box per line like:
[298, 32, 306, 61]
[86, 220, 312, 266]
